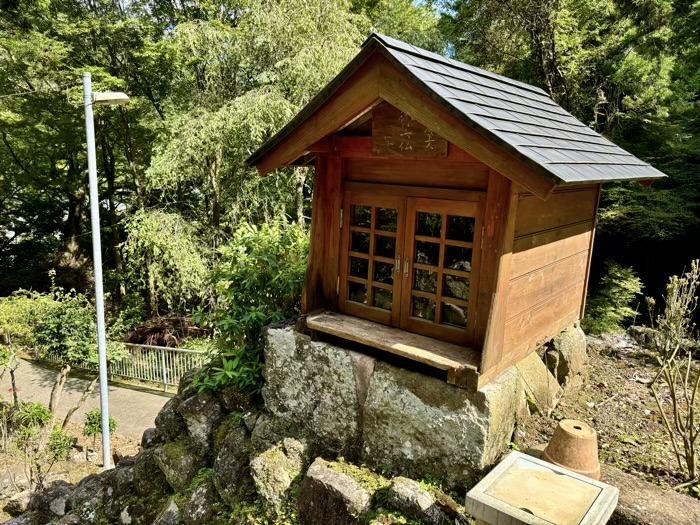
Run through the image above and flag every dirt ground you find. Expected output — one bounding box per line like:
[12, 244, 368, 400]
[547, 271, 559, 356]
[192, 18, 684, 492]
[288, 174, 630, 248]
[515, 332, 690, 493]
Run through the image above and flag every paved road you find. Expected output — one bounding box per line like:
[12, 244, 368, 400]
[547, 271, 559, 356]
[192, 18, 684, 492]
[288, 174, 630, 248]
[0, 359, 171, 441]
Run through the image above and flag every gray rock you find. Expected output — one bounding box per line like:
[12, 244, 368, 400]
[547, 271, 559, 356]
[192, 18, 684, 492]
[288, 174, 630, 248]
[548, 324, 588, 390]
[153, 500, 182, 525]
[55, 513, 81, 525]
[213, 424, 251, 507]
[250, 438, 308, 516]
[27, 480, 74, 523]
[264, 327, 366, 456]
[154, 441, 206, 493]
[155, 397, 187, 441]
[133, 448, 172, 498]
[178, 369, 199, 397]
[516, 351, 563, 416]
[99, 466, 136, 523]
[3, 513, 38, 525]
[178, 391, 225, 450]
[4, 489, 31, 516]
[182, 477, 221, 525]
[217, 384, 256, 413]
[250, 413, 294, 454]
[297, 458, 372, 525]
[363, 363, 523, 486]
[141, 427, 163, 449]
[386, 477, 450, 525]
[243, 412, 259, 432]
[68, 473, 106, 523]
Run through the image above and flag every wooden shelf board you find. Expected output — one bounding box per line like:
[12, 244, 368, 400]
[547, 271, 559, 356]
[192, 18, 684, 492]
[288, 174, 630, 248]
[306, 311, 481, 387]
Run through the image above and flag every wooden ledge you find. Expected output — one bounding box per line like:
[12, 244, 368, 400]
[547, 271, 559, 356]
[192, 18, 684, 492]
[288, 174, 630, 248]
[306, 311, 480, 389]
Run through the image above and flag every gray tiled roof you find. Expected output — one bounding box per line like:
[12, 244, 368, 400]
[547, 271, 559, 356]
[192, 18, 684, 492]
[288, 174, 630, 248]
[248, 33, 666, 185]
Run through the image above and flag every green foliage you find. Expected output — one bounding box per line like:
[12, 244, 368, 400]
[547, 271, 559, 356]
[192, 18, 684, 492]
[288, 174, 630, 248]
[15, 402, 52, 430]
[583, 260, 644, 334]
[83, 409, 117, 438]
[47, 428, 75, 462]
[192, 220, 308, 393]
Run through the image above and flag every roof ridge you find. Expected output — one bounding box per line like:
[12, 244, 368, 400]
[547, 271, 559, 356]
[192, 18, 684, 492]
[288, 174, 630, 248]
[365, 33, 550, 99]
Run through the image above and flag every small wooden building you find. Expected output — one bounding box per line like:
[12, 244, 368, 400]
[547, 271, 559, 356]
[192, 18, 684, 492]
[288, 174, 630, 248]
[247, 34, 665, 390]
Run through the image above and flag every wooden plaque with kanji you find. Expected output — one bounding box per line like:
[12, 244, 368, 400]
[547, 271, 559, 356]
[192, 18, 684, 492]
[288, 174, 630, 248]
[372, 104, 448, 158]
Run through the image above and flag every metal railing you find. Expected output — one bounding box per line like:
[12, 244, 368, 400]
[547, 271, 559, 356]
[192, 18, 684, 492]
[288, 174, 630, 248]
[41, 343, 209, 392]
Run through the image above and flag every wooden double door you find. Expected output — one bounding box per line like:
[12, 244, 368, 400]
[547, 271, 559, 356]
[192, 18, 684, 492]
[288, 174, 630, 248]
[338, 188, 484, 346]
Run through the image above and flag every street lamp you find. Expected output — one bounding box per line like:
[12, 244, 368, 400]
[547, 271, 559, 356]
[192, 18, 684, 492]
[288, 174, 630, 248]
[83, 72, 129, 470]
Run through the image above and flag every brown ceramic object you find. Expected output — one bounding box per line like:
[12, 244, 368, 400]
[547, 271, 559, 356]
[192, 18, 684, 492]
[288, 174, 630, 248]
[543, 419, 601, 480]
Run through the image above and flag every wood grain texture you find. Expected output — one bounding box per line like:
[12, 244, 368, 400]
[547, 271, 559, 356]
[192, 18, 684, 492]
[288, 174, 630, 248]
[256, 57, 381, 175]
[345, 158, 488, 189]
[477, 171, 518, 377]
[511, 222, 593, 279]
[345, 181, 486, 201]
[378, 59, 556, 200]
[506, 251, 589, 321]
[372, 103, 448, 157]
[514, 188, 597, 238]
[478, 280, 584, 388]
[307, 311, 480, 385]
[580, 184, 602, 318]
[302, 154, 342, 314]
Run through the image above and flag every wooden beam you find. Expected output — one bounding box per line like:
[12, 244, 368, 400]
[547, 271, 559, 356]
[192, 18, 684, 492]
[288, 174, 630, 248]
[580, 183, 602, 319]
[378, 59, 556, 200]
[256, 57, 381, 176]
[476, 171, 519, 385]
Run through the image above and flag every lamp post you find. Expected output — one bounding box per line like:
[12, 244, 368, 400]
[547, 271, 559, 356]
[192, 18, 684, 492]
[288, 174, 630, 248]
[83, 72, 129, 470]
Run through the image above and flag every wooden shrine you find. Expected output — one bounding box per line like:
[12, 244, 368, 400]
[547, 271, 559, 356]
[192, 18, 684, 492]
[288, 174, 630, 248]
[247, 34, 665, 390]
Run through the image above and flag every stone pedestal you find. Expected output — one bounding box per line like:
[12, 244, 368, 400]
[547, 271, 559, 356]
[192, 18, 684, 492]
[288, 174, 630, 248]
[263, 327, 524, 486]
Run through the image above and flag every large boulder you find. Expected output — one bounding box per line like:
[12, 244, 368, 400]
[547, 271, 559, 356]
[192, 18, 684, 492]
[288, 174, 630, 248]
[153, 441, 206, 493]
[178, 391, 225, 451]
[516, 351, 563, 416]
[141, 427, 164, 450]
[68, 473, 106, 523]
[250, 438, 309, 516]
[548, 324, 588, 390]
[297, 458, 373, 525]
[153, 500, 182, 525]
[182, 476, 222, 525]
[217, 384, 257, 413]
[362, 363, 522, 486]
[386, 477, 450, 525]
[133, 449, 172, 499]
[27, 480, 74, 524]
[213, 424, 252, 507]
[4, 489, 31, 516]
[155, 397, 187, 441]
[263, 327, 369, 457]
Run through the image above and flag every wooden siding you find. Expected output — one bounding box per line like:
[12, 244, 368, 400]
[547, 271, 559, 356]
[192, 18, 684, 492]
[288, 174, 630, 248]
[345, 158, 488, 189]
[502, 186, 597, 362]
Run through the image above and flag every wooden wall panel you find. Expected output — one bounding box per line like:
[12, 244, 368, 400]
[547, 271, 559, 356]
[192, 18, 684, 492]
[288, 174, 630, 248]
[302, 155, 343, 314]
[514, 188, 597, 238]
[506, 251, 589, 321]
[345, 158, 488, 189]
[478, 184, 599, 388]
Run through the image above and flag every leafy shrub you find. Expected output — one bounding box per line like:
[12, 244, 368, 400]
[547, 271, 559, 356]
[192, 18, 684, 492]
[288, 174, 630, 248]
[47, 427, 75, 462]
[192, 220, 308, 393]
[83, 408, 117, 438]
[14, 402, 52, 430]
[582, 260, 643, 335]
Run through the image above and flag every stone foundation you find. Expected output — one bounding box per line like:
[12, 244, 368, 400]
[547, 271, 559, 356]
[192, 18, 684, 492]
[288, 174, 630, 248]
[263, 327, 524, 485]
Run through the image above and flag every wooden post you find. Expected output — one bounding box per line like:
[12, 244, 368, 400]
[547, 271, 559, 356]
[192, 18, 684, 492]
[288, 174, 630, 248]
[476, 171, 518, 386]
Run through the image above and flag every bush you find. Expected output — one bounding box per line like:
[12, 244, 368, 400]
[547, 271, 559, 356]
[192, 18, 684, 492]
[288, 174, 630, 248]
[192, 220, 308, 393]
[582, 260, 643, 335]
[83, 408, 117, 438]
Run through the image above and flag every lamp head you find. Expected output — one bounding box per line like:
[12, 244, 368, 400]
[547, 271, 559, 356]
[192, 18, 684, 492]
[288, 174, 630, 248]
[92, 92, 130, 106]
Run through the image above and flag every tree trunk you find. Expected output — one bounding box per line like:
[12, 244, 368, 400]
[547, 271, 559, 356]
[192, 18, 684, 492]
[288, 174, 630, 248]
[210, 148, 222, 230]
[48, 364, 71, 415]
[62, 376, 98, 430]
[102, 133, 125, 302]
[295, 168, 306, 228]
[146, 251, 158, 318]
[9, 365, 19, 408]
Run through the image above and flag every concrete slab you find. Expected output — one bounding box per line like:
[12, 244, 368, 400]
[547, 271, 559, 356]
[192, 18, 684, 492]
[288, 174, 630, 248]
[466, 451, 618, 525]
